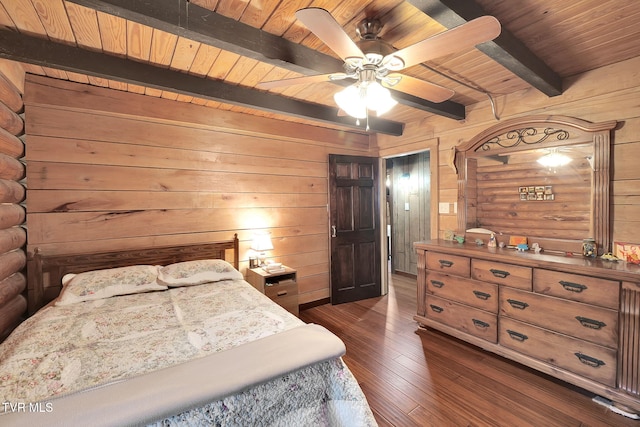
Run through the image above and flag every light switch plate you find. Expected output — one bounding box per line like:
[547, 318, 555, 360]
[439, 202, 449, 214]
[404, 202, 410, 211]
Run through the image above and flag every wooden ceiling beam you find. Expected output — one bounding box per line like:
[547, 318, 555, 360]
[408, 0, 563, 97]
[0, 28, 404, 136]
[66, 0, 465, 120]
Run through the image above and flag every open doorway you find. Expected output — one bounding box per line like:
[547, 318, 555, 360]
[386, 151, 431, 277]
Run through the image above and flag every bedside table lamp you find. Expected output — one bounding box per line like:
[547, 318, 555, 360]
[251, 232, 273, 267]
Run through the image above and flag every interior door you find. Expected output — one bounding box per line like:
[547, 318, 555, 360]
[328, 154, 381, 304]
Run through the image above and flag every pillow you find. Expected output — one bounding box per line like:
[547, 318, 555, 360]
[158, 259, 243, 287]
[56, 265, 166, 306]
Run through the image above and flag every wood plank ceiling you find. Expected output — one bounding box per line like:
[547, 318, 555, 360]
[0, 0, 639, 136]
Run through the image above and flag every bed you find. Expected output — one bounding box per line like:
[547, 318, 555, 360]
[0, 236, 377, 426]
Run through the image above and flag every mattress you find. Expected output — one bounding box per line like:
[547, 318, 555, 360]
[0, 270, 376, 426]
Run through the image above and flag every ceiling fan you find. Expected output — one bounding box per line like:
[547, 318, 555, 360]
[257, 8, 501, 120]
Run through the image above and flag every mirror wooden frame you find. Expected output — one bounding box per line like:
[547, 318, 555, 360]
[454, 115, 617, 255]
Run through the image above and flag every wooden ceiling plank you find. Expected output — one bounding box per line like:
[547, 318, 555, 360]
[0, 0, 47, 35]
[65, 70, 90, 84]
[0, 28, 403, 135]
[31, 0, 76, 44]
[238, 0, 280, 29]
[149, 29, 178, 66]
[225, 57, 261, 85]
[208, 50, 240, 81]
[260, 0, 313, 36]
[0, 3, 14, 28]
[407, 0, 563, 97]
[96, 10, 126, 56]
[64, 2, 102, 50]
[189, 0, 219, 12]
[65, 0, 465, 120]
[170, 37, 201, 71]
[86, 75, 109, 87]
[189, 44, 221, 77]
[214, 0, 250, 21]
[42, 67, 68, 80]
[238, 61, 277, 87]
[126, 20, 152, 61]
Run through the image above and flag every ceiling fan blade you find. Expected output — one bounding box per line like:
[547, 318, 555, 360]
[383, 16, 501, 71]
[257, 73, 348, 90]
[295, 8, 365, 62]
[382, 74, 454, 103]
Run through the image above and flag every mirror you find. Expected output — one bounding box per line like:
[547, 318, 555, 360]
[455, 116, 616, 255]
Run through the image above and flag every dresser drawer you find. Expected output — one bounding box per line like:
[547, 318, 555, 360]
[265, 279, 298, 316]
[426, 295, 497, 343]
[426, 271, 498, 313]
[265, 279, 297, 298]
[472, 259, 532, 290]
[426, 252, 470, 277]
[500, 318, 616, 387]
[500, 287, 618, 348]
[533, 269, 619, 309]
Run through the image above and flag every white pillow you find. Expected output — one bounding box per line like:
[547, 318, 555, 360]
[158, 259, 243, 287]
[56, 265, 166, 305]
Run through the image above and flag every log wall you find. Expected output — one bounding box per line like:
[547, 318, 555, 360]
[0, 60, 26, 341]
[377, 55, 640, 251]
[23, 74, 373, 308]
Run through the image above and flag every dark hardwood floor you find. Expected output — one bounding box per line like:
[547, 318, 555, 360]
[300, 273, 637, 427]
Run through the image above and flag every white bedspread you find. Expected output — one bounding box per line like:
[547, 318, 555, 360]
[0, 279, 377, 426]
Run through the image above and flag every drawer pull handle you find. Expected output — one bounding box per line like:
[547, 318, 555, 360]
[506, 299, 529, 310]
[472, 319, 490, 329]
[574, 352, 605, 368]
[430, 280, 445, 288]
[506, 330, 528, 342]
[489, 269, 510, 279]
[575, 316, 606, 330]
[429, 304, 444, 313]
[473, 290, 491, 300]
[559, 280, 587, 293]
[438, 260, 454, 268]
[277, 290, 288, 296]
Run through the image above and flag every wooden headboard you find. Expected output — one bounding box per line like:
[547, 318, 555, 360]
[26, 235, 239, 315]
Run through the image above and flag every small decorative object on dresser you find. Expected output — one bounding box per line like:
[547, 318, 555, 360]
[246, 266, 299, 316]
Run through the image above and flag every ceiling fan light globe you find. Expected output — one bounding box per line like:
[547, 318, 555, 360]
[365, 82, 397, 116]
[334, 85, 367, 119]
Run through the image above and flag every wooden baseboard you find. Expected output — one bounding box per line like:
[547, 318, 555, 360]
[299, 297, 330, 311]
[393, 270, 416, 279]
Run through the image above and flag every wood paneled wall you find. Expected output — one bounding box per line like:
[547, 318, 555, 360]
[0, 61, 26, 340]
[377, 55, 640, 252]
[23, 74, 373, 307]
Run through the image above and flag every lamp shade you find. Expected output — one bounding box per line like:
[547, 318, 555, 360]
[334, 80, 397, 119]
[251, 232, 273, 252]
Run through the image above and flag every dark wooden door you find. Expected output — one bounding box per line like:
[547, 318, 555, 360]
[329, 154, 381, 304]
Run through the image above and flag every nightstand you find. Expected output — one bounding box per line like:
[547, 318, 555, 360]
[246, 266, 298, 316]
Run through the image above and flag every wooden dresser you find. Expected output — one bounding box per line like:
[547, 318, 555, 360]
[415, 240, 640, 413]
